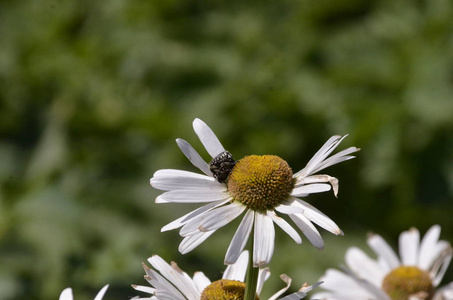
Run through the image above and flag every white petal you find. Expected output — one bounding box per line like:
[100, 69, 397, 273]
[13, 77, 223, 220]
[289, 213, 324, 249]
[434, 282, 453, 300]
[419, 225, 441, 270]
[143, 270, 185, 300]
[300, 135, 346, 176]
[153, 287, 185, 300]
[179, 231, 215, 254]
[268, 211, 302, 244]
[309, 292, 339, 300]
[177, 262, 202, 296]
[275, 203, 304, 215]
[152, 169, 209, 180]
[299, 135, 344, 177]
[176, 138, 212, 176]
[277, 292, 307, 300]
[399, 227, 420, 266]
[290, 183, 331, 196]
[295, 135, 359, 179]
[253, 213, 275, 267]
[294, 174, 334, 185]
[318, 269, 377, 298]
[291, 198, 342, 235]
[180, 203, 245, 236]
[132, 284, 155, 294]
[279, 283, 323, 300]
[161, 199, 230, 232]
[256, 267, 271, 296]
[426, 241, 452, 286]
[94, 285, 109, 300]
[59, 288, 73, 300]
[197, 203, 245, 232]
[320, 268, 389, 299]
[268, 274, 292, 300]
[345, 247, 386, 286]
[193, 118, 225, 158]
[300, 281, 323, 293]
[148, 256, 199, 300]
[192, 272, 211, 293]
[151, 169, 224, 191]
[225, 210, 254, 265]
[294, 175, 339, 197]
[311, 147, 359, 174]
[157, 190, 230, 203]
[223, 251, 249, 281]
[342, 267, 391, 300]
[367, 233, 400, 269]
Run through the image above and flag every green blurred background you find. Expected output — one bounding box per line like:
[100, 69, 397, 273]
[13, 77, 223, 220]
[1, 0, 453, 299]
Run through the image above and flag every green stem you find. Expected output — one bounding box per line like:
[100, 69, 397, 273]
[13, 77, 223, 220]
[244, 232, 258, 300]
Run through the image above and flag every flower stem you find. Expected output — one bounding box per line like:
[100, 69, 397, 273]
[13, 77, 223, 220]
[244, 233, 258, 300]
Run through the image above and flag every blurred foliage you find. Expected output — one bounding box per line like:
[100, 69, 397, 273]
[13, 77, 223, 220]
[1, 0, 453, 299]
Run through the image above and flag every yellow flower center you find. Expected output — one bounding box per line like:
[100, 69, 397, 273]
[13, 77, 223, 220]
[382, 266, 434, 300]
[200, 279, 259, 300]
[227, 155, 294, 212]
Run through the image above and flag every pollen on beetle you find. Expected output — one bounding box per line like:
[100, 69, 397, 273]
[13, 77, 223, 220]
[227, 155, 294, 212]
[200, 279, 259, 300]
[382, 266, 434, 300]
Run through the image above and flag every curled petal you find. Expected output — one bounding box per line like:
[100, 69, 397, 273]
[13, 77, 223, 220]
[256, 267, 271, 296]
[294, 175, 339, 197]
[268, 274, 292, 300]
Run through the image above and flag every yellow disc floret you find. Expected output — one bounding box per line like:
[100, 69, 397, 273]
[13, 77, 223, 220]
[200, 279, 259, 300]
[382, 266, 434, 300]
[227, 155, 294, 212]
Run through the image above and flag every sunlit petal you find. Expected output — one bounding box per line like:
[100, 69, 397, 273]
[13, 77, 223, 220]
[193, 118, 225, 158]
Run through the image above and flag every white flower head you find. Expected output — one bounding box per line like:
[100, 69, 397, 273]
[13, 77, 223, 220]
[312, 225, 453, 300]
[132, 250, 320, 300]
[151, 118, 359, 267]
[59, 285, 109, 300]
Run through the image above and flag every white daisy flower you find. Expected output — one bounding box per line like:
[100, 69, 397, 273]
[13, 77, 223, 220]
[151, 118, 359, 267]
[59, 284, 109, 300]
[312, 225, 453, 300]
[132, 251, 320, 300]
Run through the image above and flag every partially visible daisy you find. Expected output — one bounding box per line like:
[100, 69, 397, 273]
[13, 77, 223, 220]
[312, 225, 453, 300]
[151, 118, 359, 266]
[132, 251, 320, 299]
[59, 284, 109, 300]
